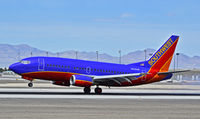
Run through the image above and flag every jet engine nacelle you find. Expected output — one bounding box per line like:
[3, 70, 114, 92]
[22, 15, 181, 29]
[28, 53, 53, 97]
[52, 81, 70, 86]
[70, 75, 93, 87]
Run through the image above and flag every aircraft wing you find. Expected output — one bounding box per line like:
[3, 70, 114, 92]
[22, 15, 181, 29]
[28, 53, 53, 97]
[91, 73, 144, 85]
[158, 70, 190, 75]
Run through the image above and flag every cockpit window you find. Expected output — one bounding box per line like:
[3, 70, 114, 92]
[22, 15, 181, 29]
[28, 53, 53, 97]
[20, 60, 31, 64]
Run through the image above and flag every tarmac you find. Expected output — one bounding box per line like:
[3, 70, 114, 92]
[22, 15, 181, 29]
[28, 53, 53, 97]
[1, 88, 200, 99]
[0, 78, 200, 119]
[0, 98, 200, 119]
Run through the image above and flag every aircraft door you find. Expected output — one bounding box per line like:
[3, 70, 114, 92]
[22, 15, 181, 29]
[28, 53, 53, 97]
[38, 58, 45, 71]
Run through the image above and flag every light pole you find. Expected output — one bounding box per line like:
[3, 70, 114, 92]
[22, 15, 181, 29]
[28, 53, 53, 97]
[144, 49, 147, 61]
[46, 52, 48, 57]
[170, 53, 176, 83]
[176, 53, 180, 81]
[75, 51, 78, 59]
[18, 52, 21, 61]
[174, 54, 176, 71]
[176, 53, 180, 70]
[96, 51, 98, 61]
[119, 50, 121, 64]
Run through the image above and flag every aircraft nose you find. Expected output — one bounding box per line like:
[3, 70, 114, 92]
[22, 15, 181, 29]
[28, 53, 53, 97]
[9, 63, 21, 73]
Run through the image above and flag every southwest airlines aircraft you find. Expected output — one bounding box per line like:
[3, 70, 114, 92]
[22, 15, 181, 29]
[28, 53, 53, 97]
[9, 35, 185, 94]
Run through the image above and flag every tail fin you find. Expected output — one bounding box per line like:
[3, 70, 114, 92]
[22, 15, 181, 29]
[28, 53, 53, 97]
[147, 35, 179, 72]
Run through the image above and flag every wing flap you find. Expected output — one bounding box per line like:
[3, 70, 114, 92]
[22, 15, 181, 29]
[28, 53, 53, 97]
[93, 73, 143, 85]
[93, 73, 143, 80]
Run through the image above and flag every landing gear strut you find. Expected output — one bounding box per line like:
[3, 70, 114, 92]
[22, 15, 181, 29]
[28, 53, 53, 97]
[95, 87, 102, 94]
[83, 87, 91, 94]
[28, 82, 33, 87]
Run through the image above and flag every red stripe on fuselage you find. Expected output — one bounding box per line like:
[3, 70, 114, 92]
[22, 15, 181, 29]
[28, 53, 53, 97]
[22, 71, 77, 81]
[75, 80, 93, 87]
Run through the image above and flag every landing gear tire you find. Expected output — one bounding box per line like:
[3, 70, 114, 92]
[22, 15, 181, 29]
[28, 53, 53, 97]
[28, 82, 33, 87]
[83, 87, 91, 94]
[95, 87, 102, 94]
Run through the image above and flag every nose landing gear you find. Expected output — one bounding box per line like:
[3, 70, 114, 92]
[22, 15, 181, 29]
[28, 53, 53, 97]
[28, 82, 33, 87]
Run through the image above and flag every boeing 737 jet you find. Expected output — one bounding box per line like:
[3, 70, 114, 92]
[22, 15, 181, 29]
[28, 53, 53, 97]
[9, 35, 186, 94]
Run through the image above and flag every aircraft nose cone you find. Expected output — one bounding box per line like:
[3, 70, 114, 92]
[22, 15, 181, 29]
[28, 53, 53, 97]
[9, 63, 16, 71]
[9, 63, 20, 73]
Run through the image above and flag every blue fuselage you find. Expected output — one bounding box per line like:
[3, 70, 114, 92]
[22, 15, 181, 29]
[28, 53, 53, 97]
[10, 56, 147, 76]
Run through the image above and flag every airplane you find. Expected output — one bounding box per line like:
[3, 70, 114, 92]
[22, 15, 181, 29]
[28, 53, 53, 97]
[9, 35, 187, 94]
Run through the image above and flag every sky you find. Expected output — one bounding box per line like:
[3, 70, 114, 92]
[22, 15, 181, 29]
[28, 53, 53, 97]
[0, 0, 200, 56]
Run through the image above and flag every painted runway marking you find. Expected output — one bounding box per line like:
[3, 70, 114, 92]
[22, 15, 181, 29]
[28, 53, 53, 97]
[0, 94, 200, 99]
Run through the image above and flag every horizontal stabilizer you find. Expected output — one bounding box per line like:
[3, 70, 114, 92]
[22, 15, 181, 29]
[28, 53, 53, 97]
[158, 70, 190, 75]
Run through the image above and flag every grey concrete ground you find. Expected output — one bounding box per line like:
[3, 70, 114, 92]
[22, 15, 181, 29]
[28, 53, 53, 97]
[1, 76, 200, 119]
[1, 88, 200, 99]
[0, 99, 200, 119]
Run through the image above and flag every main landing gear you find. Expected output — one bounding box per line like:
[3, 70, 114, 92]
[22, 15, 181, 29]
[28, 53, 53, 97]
[28, 82, 33, 87]
[83, 86, 102, 94]
[94, 87, 102, 94]
[83, 87, 91, 94]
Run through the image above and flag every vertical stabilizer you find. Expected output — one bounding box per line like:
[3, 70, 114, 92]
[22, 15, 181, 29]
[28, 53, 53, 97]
[147, 35, 179, 72]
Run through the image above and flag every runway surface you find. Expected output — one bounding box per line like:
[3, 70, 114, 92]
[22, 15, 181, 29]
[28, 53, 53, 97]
[0, 88, 200, 99]
[0, 83, 200, 118]
[0, 98, 200, 119]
